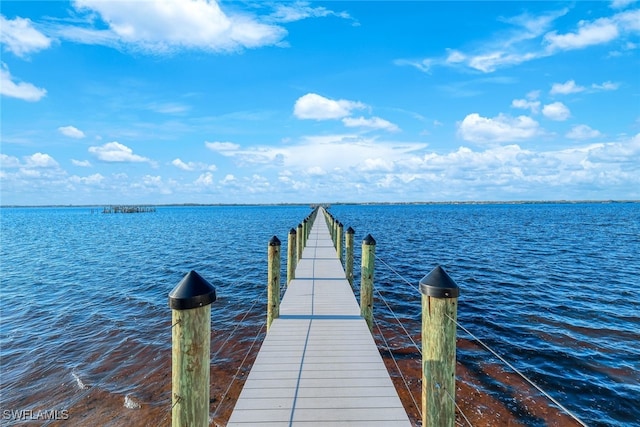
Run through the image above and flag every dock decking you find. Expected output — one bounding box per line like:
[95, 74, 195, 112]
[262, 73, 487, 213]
[227, 209, 411, 426]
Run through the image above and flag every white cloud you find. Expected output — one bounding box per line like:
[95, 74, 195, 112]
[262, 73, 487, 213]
[511, 98, 541, 114]
[72, 159, 92, 167]
[68, 0, 286, 53]
[205, 141, 241, 153]
[69, 173, 104, 185]
[542, 102, 571, 121]
[25, 153, 59, 168]
[550, 80, 585, 95]
[0, 15, 52, 57]
[194, 172, 215, 186]
[88, 141, 153, 163]
[458, 113, 541, 144]
[0, 63, 46, 101]
[1, 154, 21, 168]
[592, 81, 620, 90]
[171, 158, 217, 171]
[566, 125, 603, 140]
[58, 125, 86, 139]
[293, 93, 366, 120]
[610, 0, 637, 9]
[221, 174, 236, 184]
[269, 2, 352, 23]
[544, 17, 620, 50]
[342, 116, 400, 132]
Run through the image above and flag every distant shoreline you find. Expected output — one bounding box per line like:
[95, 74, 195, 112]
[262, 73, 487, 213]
[1, 200, 638, 208]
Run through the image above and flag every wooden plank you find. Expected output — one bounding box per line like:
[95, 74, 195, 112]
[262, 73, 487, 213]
[227, 209, 411, 426]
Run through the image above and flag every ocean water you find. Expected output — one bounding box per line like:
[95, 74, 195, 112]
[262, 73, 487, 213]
[1, 203, 638, 426]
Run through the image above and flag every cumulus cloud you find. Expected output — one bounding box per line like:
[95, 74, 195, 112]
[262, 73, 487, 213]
[171, 158, 217, 171]
[66, 0, 286, 53]
[72, 159, 92, 167]
[58, 125, 86, 139]
[25, 153, 59, 168]
[566, 125, 603, 140]
[458, 113, 541, 143]
[550, 80, 585, 95]
[0, 63, 46, 101]
[0, 15, 52, 57]
[592, 81, 620, 90]
[542, 102, 571, 121]
[342, 116, 400, 132]
[88, 141, 153, 163]
[293, 93, 366, 120]
[511, 98, 541, 114]
[205, 141, 241, 153]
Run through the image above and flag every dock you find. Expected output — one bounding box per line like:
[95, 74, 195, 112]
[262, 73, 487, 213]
[227, 208, 411, 426]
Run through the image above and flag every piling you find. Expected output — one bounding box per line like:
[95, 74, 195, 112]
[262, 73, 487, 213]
[345, 227, 355, 286]
[267, 236, 281, 331]
[360, 234, 376, 331]
[296, 223, 303, 263]
[420, 265, 459, 427]
[337, 222, 344, 263]
[303, 218, 309, 248]
[287, 228, 296, 285]
[168, 270, 216, 427]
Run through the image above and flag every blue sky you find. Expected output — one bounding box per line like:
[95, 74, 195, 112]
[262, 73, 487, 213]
[1, 1, 639, 205]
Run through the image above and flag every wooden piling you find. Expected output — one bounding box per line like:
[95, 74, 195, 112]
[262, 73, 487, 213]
[360, 234, 376, 331]
[345, 226, 355, 286]
[296, 223, 303, 262]
[420, 266, 459, 427]
[267, 236, 281, 331]
[287, 228, 296, 285]
[337, 222, 344, 263]
[168, 271, 216, 427]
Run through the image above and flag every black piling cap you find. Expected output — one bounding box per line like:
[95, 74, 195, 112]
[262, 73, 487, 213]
[269, 235, 281, 246]
[303, 218, 308, 223]
[169, 270, 217, 310]
[289, 228, 297, 235]
[419, 265, 460, 298]
[363, 234, 376, 245]
[346, 226, 355, 234]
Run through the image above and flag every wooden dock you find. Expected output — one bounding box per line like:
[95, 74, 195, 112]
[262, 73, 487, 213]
[227, 208, 411, 426]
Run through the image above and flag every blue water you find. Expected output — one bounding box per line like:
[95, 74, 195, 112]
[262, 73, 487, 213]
[1, 203, 638, 426]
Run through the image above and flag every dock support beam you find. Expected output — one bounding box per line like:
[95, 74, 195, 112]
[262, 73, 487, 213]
[297, 223, 303, 263]
[337, 222, 344, 264]
[345, 226, 355, 286]
[420, 265, 459, 427]
[360, 234, 376, 331]
[287, 228, 296, 286]
[267, 236, 281, 331]
[169, 271, 216, 427]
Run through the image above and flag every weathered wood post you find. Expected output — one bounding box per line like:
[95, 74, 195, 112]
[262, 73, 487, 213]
[333, 218, 339, 248]
[267, 236, 281, 331]
[168, 270, 217, 427]
[303, 218, 309, 247]
[337, 222, 344, 263]
[420, 265, 459, 427]
[360, 234, 375, 331]
[287, 228, 296, 286]
[345, 226, 355, 286]
[297, 223, 303, 262]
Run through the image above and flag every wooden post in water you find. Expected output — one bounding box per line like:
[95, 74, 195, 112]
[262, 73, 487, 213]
[420, 265, 459, 427]
[267, 236, 281, 331]
[337, 222, 344, 263]
[303, 218, 309, 247]
[345, 226, 355, 286]
[360, 234, 376, 331]
[297, 223, 303, 262]
[168, 270, 216, 427]
[287, 228, 296, 286]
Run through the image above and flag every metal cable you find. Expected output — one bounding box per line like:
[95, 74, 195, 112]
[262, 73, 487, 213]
[374, 286, 422, 357]
[373, 316, 422, 420]
[446, 313, 589, 427]
[211, 320, 267, 420]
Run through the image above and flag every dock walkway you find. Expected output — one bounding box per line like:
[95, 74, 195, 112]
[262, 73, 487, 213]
[227, 209, 411, 426]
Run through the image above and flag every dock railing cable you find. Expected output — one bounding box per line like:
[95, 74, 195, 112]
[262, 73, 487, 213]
[372, 252, 589, 427]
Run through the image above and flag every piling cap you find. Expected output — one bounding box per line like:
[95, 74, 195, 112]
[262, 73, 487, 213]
[346, 226, 355, 234]
[419, 266, 459, 298]
[169, 270, 217, 310]
[269, 235, 281, 246]
[289, 228, 297, 235]
[363, 234, 376, 245]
